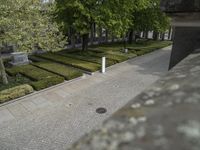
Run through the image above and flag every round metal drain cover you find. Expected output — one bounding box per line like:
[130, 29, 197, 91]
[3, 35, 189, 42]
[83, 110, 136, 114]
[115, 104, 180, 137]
[96, 107, 107, 114]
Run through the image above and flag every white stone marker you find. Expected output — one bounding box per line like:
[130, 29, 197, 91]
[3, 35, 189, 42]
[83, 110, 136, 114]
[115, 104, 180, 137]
[101, 57, 106, 73]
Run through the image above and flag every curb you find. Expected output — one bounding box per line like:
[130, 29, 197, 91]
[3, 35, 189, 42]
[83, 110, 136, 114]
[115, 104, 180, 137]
[0, 75, 86, 108]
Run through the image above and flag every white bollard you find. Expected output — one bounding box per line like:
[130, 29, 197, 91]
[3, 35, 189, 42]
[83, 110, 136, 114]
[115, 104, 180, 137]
[124, 48, 128, 53]
[101, 57, 106, 73]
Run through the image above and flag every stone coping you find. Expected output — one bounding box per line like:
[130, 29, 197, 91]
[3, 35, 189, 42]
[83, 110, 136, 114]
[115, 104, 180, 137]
[69, 50, 200, 150]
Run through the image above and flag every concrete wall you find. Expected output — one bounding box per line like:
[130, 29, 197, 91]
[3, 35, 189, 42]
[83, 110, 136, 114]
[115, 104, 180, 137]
[169, 27, 200, 69]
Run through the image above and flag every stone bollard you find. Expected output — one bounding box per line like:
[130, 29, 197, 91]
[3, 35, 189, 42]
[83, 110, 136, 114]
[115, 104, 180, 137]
[124, 48, 128, 53]
[101, 57, 106, 73]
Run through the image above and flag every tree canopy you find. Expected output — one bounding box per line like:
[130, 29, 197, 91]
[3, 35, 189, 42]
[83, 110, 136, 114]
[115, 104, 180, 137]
[0, 0, 66, 52]
[55, 0, 142, 50]
[132, 0, 170, 33]
[0, 0, 67, 85]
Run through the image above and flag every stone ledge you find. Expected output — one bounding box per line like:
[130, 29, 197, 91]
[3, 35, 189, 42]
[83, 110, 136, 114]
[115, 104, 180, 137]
[69, 50, 200, 150]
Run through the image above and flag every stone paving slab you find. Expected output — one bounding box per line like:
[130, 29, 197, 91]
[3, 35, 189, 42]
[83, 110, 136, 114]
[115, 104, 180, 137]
[69, 49, 200, 150]
[0, 46, 171, 150]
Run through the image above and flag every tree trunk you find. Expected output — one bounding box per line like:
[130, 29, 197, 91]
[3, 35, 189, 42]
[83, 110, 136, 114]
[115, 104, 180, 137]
[90, 23, 95, 45]
[105, 30, 108, 43]
[69, 27, 76, 48]
[128, 30, 134, 44]
[0, 51, 8, 85]
[98, 27, 103, 44]
[161, 33, 165, 41]
[123, 35, 127, 49]
[94, 23, 96, 40]
[82, 33, 89, 51]
[71, 34, 76, 48]
[153, 31, 159, 40]
[111, 33, 115, 43]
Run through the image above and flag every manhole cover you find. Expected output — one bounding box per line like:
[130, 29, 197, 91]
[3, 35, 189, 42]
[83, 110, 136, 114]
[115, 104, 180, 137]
[96, 107, 107, 114]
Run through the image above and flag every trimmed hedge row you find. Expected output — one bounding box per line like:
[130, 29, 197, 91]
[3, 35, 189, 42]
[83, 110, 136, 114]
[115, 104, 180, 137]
[87, 51, 129, 63]
[58, 51, 116, 67]
[37, 53, 101, 72]
[0, 84, 34, 103]
[31, 77, 64, 91]
[6, 65, 65, 91]
[32, 60, 83, 80]
[29, 55, 48, 62]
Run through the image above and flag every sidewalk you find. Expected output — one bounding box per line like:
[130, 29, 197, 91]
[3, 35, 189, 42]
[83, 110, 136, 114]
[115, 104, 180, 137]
[0, 46, 171, 150]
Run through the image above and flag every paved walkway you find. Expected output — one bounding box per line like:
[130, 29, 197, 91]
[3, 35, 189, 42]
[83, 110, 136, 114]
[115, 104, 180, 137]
[0, 46, 171, 150]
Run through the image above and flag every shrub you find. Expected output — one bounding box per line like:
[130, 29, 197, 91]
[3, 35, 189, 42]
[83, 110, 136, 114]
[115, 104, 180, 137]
[87, 51, 128, 63]
[30, 77, 64, 91]
[32, 61, 83, 80]
[0, 74, 31, 91]
[37, 53, 101, 72]
[7, 65, 61, 81]
[58, 51, 116, 67]
[0, 84, 34, 103]
[6, 65, 65, 91]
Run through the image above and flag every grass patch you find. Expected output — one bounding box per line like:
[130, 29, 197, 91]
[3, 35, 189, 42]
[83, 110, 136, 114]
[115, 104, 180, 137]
[0, 84, 34, 104]
[86, 50, 129, 63]
[37, 53, 101, 72]
[58, 51, 116, 67]
[31, 57, 83, 80]
[29, 55, 48, 62]
[90, 40, 172, 57]
[30, 77, 64, 91]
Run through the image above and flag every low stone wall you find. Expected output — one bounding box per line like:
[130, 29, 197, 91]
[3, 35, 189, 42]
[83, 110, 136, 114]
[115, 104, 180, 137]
[69, 49, 200, 150]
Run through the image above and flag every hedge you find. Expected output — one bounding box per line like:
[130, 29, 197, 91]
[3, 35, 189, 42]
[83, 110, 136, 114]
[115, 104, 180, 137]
[6, 65, 65, 91]
[32, 61, 83, 80]
[29, 55, 48, 62]
[0, 84, 34, 103]
[87, 51, 129, 63]
[30, 77, 64, 91]
[37, 53, 101, 72]
[58, 51, 116, 67]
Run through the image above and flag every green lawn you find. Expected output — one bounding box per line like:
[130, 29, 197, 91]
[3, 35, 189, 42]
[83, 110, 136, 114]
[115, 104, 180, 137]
[30, 56, 83, 80]
[90, 40, 172, 56]
[57, 51, 116, 67]
[37, 53, 101, 72]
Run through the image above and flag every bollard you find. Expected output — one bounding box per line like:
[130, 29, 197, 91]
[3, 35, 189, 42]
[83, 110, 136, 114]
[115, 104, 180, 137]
[101, 57, 106, 73]
[124, 48, 128, 53]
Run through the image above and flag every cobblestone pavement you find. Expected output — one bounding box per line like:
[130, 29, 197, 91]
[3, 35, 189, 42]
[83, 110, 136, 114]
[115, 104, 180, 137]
[0, 46, 171, 150]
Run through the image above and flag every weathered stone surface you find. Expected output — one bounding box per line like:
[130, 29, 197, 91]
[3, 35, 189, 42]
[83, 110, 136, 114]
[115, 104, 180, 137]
[69, 50, 200, 150]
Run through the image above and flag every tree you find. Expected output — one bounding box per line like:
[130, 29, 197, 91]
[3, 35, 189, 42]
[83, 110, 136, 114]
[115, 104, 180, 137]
[0, 0, 67, 84]
[97, 0, 136, 48]
[55, 0, 137, 50]
[55, 0, 101, 51]
[129, 0, 170, 43]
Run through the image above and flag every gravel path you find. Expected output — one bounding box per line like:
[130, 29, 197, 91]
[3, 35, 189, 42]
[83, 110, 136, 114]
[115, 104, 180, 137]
[0, 46, 171, 150]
